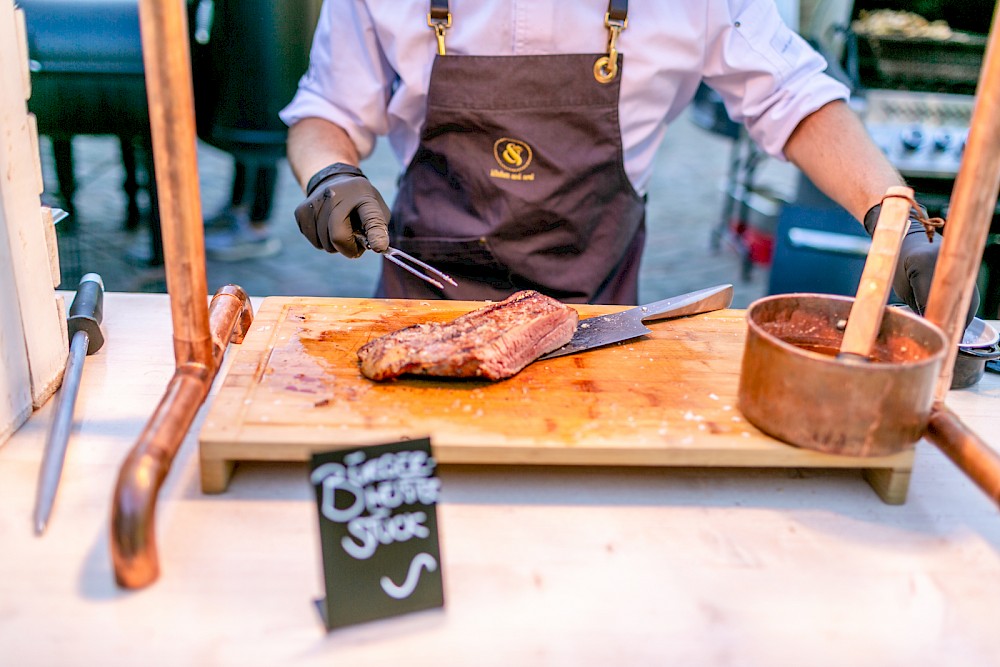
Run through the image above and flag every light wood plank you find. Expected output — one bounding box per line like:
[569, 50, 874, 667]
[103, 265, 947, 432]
[0, 4, 35, 436]
[0, 1, 68, 408]
[13, 7, 29, 101]
[40, 206, 61, 288]
[0, 198, 31, 446]
[26, 113, 44, 196]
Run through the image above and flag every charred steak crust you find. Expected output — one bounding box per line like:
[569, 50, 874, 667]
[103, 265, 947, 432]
[357, 291, 579, 381]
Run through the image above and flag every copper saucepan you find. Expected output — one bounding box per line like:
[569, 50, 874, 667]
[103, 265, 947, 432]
[739, 293, 949, 458]
[738, 292, 1000, 507]
[738, 187, 951, 459]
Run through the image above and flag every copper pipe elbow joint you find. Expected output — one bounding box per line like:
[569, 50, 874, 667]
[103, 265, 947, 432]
[111, 286, 252, 589]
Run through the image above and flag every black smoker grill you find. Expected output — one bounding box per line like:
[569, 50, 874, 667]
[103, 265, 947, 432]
[22, 0, 154, 240]
[22, 0, 320, 270]
[190, 0, 320, 167]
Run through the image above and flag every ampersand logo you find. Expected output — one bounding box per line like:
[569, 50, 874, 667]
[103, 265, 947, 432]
[490, 137, 536, 183]
[493, 138, 533, 173]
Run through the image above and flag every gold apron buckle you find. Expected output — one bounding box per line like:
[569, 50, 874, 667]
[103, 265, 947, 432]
[426, 11, 452, 56]
[594, 12, 627, 84]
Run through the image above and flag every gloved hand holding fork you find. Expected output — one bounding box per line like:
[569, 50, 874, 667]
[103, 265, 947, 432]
[293, 162, 456, 289]
[293, 162, 390, 257]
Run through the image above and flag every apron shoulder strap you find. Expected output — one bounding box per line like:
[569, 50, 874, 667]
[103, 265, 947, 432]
[607, 0, 628, 24]
[429, 0, 449, 22]
[427, 1, 627, 59]
[427, 0, 452, 55]
[428, 1, 627, 27]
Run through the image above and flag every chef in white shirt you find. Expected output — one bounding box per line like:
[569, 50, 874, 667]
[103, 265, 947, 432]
[280, 0, 978, 319]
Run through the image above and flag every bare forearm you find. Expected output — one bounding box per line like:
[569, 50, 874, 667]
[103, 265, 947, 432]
[286, 117, 361, 191]
[784, 100, 905, 223]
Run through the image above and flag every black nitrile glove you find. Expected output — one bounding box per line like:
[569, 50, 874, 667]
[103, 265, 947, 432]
[864, 202, 980, 328]
[293, 163, 390, 258]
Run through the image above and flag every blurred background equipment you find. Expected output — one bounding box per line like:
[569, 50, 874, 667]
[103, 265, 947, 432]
[770, 0, 1000, 318]
[21, 0, 158, 263]
[190, 0, 321, 263]
[190, 0, 320, 167]
[691, 83, 780, 284]
[20, 0, 321, 280]
[691, 0, 803, 284]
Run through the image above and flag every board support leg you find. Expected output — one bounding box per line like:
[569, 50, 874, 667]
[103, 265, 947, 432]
[200, 456, 235, 494]
[862, 466, 912, 505]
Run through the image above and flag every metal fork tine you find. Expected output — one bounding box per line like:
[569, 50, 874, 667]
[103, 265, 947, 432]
[382, 246, 459, 289]
[383, 252, 445, 290]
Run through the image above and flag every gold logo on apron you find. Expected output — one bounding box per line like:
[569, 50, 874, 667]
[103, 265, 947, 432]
[490, 138, 535, 182]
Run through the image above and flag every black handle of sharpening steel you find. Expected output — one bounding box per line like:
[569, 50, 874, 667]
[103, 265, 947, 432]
[67, 273, 106, 355]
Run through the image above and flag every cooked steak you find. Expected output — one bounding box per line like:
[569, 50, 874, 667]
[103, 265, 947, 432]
[357, 290, 578, 381]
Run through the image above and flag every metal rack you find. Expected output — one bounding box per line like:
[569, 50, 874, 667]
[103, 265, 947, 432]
[690, 83, 781, 282]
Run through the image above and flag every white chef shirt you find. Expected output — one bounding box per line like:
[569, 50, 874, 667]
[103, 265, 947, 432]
[279, 0, 849, 196]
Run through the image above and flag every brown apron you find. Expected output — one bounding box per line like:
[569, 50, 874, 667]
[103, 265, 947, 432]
[378, 2, 644, 305]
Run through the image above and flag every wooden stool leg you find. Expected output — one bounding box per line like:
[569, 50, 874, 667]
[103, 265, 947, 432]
[139, 139, 163, 266]
[120, 136, 141, 231]
[52, 137, 76, 230]
[199, 456, 235, 494]
[982, 242, 1000, 318]
[863, 466, 912, 505]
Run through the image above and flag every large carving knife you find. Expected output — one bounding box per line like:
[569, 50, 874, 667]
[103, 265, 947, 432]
[537, 284, 734, 360]
[34, 273, 105, 535]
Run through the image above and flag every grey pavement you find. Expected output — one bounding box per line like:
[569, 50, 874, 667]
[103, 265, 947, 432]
[44, 109, 798, 308]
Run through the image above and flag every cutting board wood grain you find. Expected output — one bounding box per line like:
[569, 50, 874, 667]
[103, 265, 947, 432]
[198, 297, 914, 502]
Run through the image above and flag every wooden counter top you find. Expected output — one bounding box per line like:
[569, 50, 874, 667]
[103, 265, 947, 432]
[2, 292, 999, 666]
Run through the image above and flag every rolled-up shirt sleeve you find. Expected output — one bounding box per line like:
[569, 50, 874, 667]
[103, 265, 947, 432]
[279, 0, 396, 160]
[702, 0, 850, 160]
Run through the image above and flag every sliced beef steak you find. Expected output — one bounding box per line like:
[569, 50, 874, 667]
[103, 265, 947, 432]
[357, 291, 579, 381]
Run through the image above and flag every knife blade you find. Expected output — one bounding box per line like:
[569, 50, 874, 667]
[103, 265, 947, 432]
[537, 284, 734, 361]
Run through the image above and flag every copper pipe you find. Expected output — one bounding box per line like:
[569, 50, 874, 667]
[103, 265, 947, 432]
[918, 5, 1000, 508]
[139, 0, 213, 369]
[926, 406, 1000, 508]
[111, 370, 206, 588]
[924, 2, 1000, 399]
[110, 0, 254, 589]
[112, 287, 253, 589]
[210, 286, 255, 345]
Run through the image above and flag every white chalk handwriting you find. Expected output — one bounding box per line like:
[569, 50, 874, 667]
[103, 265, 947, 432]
[311, 449, 440, 560]
[380, 553, 438, 600]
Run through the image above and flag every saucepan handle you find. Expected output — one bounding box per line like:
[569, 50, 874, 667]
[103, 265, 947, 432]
[959, 344, 1000, 361]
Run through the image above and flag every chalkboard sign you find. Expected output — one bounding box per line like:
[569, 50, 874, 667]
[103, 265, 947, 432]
[310, 438, 445, 631]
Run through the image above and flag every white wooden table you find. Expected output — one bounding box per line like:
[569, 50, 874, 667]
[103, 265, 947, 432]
[1, 292, 999, 666]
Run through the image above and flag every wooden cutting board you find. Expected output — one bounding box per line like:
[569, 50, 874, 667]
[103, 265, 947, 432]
[198, 296, 914, 502]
